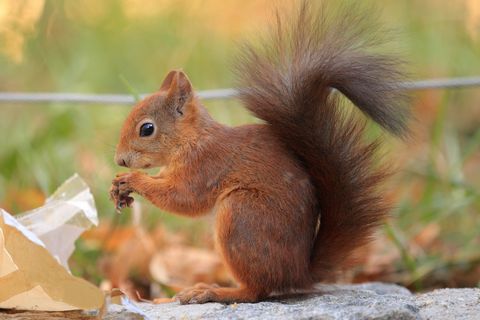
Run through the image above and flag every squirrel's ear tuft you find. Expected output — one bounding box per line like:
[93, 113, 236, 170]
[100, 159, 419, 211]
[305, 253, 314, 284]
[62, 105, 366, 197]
[159, 70, 193, 115]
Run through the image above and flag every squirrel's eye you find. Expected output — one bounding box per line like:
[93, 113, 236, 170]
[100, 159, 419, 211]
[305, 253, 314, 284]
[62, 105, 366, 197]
[139, 123, 154, 137]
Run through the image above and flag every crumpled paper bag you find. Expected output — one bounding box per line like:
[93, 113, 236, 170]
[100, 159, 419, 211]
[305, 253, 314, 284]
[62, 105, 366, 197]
[0, 174, 104, 311]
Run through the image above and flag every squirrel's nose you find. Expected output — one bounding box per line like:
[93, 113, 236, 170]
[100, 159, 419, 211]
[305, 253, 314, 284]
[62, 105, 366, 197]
[115, 155, 129, 167]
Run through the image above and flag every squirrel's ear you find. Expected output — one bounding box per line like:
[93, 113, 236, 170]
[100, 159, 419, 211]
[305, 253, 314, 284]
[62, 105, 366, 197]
[159, 70, 177, 92]
[160, 70, 193, 115]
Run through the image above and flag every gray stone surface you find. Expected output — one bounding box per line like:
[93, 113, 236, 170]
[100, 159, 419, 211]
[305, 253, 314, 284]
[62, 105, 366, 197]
[108, 283, 480, 320]
[417, 288, 480, 320]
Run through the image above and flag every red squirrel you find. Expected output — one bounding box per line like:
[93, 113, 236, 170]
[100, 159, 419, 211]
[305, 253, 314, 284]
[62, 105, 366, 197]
[110, 1, 410, 304]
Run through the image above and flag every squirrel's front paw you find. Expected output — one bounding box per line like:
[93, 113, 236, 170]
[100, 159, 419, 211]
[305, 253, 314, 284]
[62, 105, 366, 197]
[109, 184, 133, 212]
[110, 172, 141, 211]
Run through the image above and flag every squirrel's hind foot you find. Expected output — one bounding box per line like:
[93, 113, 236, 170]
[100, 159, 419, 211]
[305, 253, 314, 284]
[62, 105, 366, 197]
[175, 284, 266, 304]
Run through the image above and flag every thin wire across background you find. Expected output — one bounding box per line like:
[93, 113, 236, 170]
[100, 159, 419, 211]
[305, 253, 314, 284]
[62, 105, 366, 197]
[0, 76, 479, 105]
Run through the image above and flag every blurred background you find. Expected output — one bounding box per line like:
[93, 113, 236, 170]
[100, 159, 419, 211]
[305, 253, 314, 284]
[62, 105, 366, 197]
[0, 0, 479, 299]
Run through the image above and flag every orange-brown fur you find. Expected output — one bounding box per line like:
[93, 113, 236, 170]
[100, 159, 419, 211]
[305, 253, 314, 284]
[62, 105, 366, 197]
[110, 1, 409, 304]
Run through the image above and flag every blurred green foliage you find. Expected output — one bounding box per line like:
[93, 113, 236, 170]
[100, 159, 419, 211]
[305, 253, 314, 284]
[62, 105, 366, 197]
[0, 0, 479, 290]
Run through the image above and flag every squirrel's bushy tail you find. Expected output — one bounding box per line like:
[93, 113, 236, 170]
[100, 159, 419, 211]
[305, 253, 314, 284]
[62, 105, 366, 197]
[234, 1, 410, 281]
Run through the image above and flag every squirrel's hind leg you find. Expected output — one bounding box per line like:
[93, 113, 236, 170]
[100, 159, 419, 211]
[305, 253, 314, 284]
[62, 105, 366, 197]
[175, 285, 265, 304]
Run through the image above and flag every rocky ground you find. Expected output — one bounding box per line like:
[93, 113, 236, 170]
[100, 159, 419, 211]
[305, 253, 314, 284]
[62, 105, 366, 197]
[105, 282, 480, 320]
[2, 283, 479, 319]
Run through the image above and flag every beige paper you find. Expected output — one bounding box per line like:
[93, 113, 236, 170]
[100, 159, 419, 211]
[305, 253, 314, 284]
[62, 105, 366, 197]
[0, 174, 104, 311]
[0, 213, 104, 311]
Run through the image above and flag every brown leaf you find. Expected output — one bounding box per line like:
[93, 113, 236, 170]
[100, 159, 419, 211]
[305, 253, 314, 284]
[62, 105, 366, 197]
[1, 188, 45, 213]
[149, 245, 231, 290]
[101, 227, 155, 289]
[153, 297, 175, 304]
[413, 223, 441, 250]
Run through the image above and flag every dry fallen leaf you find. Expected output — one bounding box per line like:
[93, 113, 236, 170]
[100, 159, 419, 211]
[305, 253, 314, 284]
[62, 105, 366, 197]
[101, 226, 155, 289]
[152, 297, 175, 304]
[149, 245, 231, 290]
[413, 223, 441, 250]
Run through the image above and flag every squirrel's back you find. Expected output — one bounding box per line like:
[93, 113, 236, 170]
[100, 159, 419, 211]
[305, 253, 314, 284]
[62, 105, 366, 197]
[234, 1, 410, 280]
